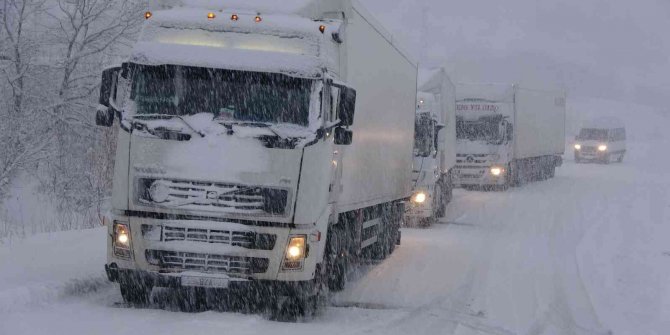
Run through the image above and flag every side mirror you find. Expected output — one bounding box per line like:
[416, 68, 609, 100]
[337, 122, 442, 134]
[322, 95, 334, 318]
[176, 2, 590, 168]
[334, 127, 353, 145]
[336, 86, 356, 127]
[99, 66, 121, 108]
[97, 66, 121, 127]
[96, 106, 115, 127]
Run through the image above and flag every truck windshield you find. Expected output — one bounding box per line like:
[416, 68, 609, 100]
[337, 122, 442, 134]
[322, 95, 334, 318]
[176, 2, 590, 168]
[577, 128, 608, 141]
[131, 64, 313, 126]
[456, 116, 503, 143]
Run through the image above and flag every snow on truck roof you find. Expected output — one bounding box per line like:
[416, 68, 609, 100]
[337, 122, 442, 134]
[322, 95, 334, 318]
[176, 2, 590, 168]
[150, 0, 314, 13]
[582, 117, 625, 129]
[456, 83, 516, 103]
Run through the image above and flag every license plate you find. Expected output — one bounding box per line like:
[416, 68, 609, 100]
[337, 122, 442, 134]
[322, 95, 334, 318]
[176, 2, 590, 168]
[181, 276, 229, 288]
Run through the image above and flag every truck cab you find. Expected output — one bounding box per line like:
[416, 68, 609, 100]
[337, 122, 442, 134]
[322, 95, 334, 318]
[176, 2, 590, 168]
[405, 69, 456, 226]
[95, 0, 416, 319]
[454, 101, 514, 188]
[574, 118, 626, 164]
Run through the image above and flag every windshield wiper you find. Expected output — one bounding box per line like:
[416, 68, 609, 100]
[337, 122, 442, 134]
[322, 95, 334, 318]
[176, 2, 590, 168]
[132, 114, 205, 138]
[217, 121, 285, 139]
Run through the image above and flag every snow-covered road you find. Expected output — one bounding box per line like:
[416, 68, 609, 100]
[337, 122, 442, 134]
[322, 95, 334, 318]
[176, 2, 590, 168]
[1, 140, 668, 335]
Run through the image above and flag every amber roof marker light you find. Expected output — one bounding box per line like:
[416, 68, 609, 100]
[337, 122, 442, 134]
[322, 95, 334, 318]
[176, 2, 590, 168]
[231, 14, 239, 21]
[144, 11, 152, 20]
[207, 12, 216, 20]
[255, 14, 262, 23]
[319, 25, 326, 34]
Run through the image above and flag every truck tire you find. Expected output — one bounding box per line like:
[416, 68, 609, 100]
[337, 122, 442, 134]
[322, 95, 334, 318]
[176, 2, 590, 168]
[325, 227, 348, 292]
[119, 281, 151, 306]
[617, 153, 625, 163]
[268, 295, 318, 322]
[602, 154, 611, 164]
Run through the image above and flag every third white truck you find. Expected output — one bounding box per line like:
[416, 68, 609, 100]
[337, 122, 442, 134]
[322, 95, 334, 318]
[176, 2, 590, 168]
[453, 84, 566, 189]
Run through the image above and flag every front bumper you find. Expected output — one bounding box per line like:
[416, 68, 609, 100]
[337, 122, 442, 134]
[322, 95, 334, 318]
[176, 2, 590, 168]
[453, 166, 506, 186]
[105, 264, 316, 296]
[574, 150, 607, 161]
[106, 213, 328, 284]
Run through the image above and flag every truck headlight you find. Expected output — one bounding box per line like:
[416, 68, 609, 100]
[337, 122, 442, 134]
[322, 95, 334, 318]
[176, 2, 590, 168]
[282, 235, 307, 271]
[598, 145, 608, 151]
[574, 144, 581, 150]
[113, 222, 133, 259]
[412, 192, 427, 204]
[490, 167, 503, 176]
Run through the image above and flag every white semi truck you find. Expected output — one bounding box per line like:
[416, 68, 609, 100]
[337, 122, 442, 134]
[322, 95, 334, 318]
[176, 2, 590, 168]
[95, 0, 417, 319]
[405, 68, 456, 226]
[453, 84, 566, 189]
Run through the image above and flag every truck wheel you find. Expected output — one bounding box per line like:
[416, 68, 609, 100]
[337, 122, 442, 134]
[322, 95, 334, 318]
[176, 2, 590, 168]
[547, 165, 556, 178]
[602, 154, 611, 164]
[326, 227, 348, 292]
[268, 295, 318, 322]
[119, 281, 151, 306]
[617, 153, 625, 163]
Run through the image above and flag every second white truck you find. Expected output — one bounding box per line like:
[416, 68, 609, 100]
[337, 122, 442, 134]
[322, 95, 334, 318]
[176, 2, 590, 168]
[405, 68, 456, 226]
[453, 84, 566, 189]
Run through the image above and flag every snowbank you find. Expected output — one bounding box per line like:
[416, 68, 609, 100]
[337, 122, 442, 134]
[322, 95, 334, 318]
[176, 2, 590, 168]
[0, 228, 108, 312]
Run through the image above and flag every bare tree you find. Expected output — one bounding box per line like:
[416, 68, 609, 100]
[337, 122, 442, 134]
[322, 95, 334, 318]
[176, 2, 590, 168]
[0, 0, 51, 198]
[36, 0, 142, 224]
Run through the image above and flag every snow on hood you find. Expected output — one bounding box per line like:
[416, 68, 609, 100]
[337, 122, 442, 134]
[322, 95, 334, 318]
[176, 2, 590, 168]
[130, 42, 324, 78]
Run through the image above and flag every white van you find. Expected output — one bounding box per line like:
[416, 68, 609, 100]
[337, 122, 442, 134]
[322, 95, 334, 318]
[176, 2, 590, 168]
[574, 117, 626, 164]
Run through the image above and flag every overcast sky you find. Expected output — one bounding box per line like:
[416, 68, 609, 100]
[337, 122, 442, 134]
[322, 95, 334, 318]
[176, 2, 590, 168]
[361, 0, 670, 107]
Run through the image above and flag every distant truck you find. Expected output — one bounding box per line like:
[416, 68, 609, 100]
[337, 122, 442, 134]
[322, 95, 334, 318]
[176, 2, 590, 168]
[574, 117, 626, 164]
[95, 0, 417, 319]
[405, 68, 456, 226]
[453, 84, 566, 189]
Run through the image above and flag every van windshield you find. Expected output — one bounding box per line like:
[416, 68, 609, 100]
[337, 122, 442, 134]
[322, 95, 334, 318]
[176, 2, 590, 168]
[131, 64, 313, 126]
[577, 128, 608, 141]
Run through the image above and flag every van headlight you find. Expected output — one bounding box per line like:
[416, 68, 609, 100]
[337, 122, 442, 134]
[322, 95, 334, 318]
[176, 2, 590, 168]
[412, 192, 427, 204]
[598, 145, 608, 151]
[574, 144, 581, 150]
[490, 167, 503, 176]
[282, 235, 307, 271]
[113, 222, 133, 259]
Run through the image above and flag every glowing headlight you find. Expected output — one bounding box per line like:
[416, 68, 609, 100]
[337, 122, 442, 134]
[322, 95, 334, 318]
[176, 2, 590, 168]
[113, 222, 132, 259]
[574, 144, 581, 150]
[598, 145, 608, 151]
[283, 236, 307, 270]
[149, 181, 170, 203]
[412, 192, 427, 204]
[490, 167, 503, 176]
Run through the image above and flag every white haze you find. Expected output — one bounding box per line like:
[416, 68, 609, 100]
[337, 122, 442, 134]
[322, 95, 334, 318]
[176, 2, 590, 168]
[360, 0, 670, 108]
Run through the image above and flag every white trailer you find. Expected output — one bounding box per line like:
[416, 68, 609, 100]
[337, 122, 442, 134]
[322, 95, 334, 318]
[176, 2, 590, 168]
[95, 0, 417, 320]
[453, 84, 566, 189]
[405, 68, 457, 226]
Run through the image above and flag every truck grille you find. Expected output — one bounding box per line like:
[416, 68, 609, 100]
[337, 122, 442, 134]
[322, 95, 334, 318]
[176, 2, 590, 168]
[146, 250, 269, 275]
[138, 178, 288, 216]
[581, 146, 597, 153]
[456, 154, 490, 165]
[152, 225, 276, 250]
